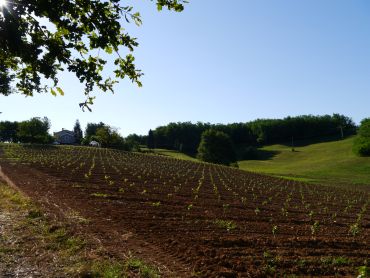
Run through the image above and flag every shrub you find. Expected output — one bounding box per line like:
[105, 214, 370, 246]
[197, 129, 237, 166]
[353, 118, 370, 156]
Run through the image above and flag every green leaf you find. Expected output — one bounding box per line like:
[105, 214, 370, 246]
[105, 46, 113, 54]
[50, 88, 57, 96]
[56, 87, 64, 96]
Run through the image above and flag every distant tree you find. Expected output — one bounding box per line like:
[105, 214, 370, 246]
[148, 114, 356, 153]
[84, 122, 128, 149]
[147, 129, 155, 149]
[353, 118, 370, 156]
[0, 121, 19, 142]
[197, 129, 237, 166]
[125, 134, 142, 151]
[94, 126, 129, 150]
[95, 126, 112, 147]
[17, 117, 53, 144]
[85, 122, 106, 139]
[73, 120, 83, 144]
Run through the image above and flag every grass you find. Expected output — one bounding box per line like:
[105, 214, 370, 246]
[142, 147, 198, 162]
[125, 257, 160, 278]
[238, 136, 370, 187]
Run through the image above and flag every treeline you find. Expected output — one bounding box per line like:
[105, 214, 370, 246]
[0, 117, 53, 144]
[0, 119, 137, 151]
[147, 114, 356, 154]
[0, 114, 357, 157]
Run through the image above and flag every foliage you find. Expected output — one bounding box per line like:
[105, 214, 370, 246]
[85, 122, 106, 139]
[17, 117, 54, 144]
[73, 120, 83, 144]
[1, 118, 85, 145]
[125, 134, 141, 152]
[197, 129, 237, 166]
[149, 114, 356, 154]
[357, 266, 370, 278]
[0, 0, 187, 109]
[83, 122, 133, 150]
[0, 121, 19, 142]
[147, 129, 155, 149]
[95, 126, 125, 149]
[353, 118, 370, 156]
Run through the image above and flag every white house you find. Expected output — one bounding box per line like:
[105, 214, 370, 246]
[89, 140, 101, 147]
[54, 129, 76, 144]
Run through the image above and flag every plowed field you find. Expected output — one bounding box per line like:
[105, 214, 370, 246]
[0, 144, 369, 277]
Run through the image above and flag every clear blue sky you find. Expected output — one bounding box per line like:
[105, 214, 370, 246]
[1, 0, 369, 136]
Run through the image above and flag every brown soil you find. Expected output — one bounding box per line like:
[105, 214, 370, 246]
[0, 146, 368, 277]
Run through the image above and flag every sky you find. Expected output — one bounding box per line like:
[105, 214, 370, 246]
[1, 0, 370, 136]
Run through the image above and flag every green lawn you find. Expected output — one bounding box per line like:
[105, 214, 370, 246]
[238, 136, 370, 187]
[142, 148, 198, 162]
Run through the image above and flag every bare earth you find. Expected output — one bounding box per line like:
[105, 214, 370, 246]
[0, 146, 369, 277]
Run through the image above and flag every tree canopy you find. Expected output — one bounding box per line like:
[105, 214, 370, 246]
[147, 129, 155, 149]
[0, 120, 18, 142]
[0, 0, 187, 110]
[197, 129, 237, 166]
[149, 114, 356, 154]
[73, 120, 83, 144]
[17, 117, 53, 144]
[353, 118, 370, 156]
[82, 122, 133, 150]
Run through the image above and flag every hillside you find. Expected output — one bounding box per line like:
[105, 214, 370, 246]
[238, 136, 370, 187]
[152, 137, 370, 188]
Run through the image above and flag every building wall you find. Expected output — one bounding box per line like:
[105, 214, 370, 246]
[59, 134, 75, 144]
[55, 130, 76, 144]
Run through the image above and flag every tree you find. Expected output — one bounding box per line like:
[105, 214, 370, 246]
[125, 134, 142, 151]
[85, 122, 106, 139]
[197, 129, 237, 166]
[17, 117, 53, 144]
[147, 129, 155, 149]
[95, 126, 127, 150]
[73, 120, 83, 144]
[0, 0, 187, 110]
[0, 121, 19, 142]
[353, 118, 370, 156]
[83, 123, 131, 150]
[148, 114, 356, 153]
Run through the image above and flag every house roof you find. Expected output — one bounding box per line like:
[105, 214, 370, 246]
[54, 130, 75, 136]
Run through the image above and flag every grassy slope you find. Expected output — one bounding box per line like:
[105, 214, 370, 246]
[238, 136, 370, 186]
[148, 148, 198, 162]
